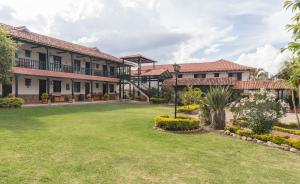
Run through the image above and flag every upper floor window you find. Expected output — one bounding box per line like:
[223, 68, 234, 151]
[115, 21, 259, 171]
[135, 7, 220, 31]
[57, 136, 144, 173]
[194, 74, 199, 78]
[237, 73, 242, 81]
[110, 66, 115, 75]
[214, 73, 219, 78]
[95, 83, 99, 88]
[74, 60, 81, 72]
[53, 56, 62, 66]
[25, 50, 31, 58]
[228, 73, 234, 78]
[178, 74, 183, 78]
[201, 74, 206, 78]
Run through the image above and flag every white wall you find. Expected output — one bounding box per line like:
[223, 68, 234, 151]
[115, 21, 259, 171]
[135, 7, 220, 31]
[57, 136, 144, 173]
[171, 71, 250, 81]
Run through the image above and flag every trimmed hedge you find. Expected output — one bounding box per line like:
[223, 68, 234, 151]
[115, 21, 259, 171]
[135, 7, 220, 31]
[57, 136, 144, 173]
[276, 122, 299, 128]
[273, 126, 300, 136]
[177, 104, 200, 114]
[224, 125, 240, 133]
[149, 97, 167, 104]
[155, 115, 200, 131]
[0, 97, 24, 108]
[225, 126, 300, 149]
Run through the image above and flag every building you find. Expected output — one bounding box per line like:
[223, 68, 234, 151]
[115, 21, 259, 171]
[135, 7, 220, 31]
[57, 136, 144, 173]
[0, 23, 131, 103]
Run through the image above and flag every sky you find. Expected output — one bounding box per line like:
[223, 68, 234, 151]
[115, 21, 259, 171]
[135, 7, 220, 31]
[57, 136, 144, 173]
[0, 0, 294, 74]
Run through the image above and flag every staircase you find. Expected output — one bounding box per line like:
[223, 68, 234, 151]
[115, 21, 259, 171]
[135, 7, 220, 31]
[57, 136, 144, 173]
[124, 79, 149, 102]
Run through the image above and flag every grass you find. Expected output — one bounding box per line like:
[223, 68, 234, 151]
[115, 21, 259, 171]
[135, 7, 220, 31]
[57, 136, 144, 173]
[0, 104, 300, 184]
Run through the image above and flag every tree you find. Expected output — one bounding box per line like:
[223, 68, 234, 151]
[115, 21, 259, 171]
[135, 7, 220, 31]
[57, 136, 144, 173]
[203, 87, 231, 130]
[284, 0, 300, 126]
[182, 86, 202, 106]
[250, 68, 268, 80]
[0, 28, 17, 84]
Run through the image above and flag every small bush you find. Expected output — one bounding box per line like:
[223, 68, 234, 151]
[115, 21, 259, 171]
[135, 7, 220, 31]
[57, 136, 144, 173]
[0, 97, 24, 108]
[199, 104, 211, 125]
[273, 126, 300, 136]
[252, 134, 273, 142]
[178, 104, 200, 114]
[271, 135, 289, 145]
[291, 140, 300, 149]
[149, 97, 167, 104]
[277, 122, 299, 128]
[155, 115, 200, 131]
[224, 125, 240, 133]
[236, 129, 253, 137]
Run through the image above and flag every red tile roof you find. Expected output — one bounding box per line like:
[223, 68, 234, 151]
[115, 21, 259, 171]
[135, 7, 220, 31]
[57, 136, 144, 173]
[11, 67, 119, 83]
[233, 80, 291, 90]
[139, 59, 254, 73]
[163, 78, 235, 86]
[163, 78, 291, 90]
[0, 23, 122, 63]
[132, 68, 170, 76]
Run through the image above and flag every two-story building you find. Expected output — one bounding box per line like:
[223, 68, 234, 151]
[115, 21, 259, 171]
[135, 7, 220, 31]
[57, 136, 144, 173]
[0, 23, 130, 103]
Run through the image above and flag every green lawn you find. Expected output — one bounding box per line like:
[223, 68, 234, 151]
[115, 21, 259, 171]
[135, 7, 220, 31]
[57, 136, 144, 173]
[0, 104, 300, 184]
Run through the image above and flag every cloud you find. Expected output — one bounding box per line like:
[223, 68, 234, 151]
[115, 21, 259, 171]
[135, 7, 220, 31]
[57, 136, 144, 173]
[236, 44, 292, 75]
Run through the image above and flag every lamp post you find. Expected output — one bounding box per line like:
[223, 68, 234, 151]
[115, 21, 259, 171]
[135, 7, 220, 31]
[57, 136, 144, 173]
[173, 63, 181, 118]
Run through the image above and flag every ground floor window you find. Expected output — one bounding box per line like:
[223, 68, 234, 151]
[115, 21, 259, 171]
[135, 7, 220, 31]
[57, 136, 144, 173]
[53, 80, 61, 93]
[25, 78, 31, 87]
[109, 84, 114, 93]
[96, 83, 99, 88]
[74, 82, 81, 93]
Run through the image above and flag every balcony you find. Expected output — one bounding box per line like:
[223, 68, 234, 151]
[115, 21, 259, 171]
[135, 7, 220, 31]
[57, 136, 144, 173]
[15, 58, 117, 78]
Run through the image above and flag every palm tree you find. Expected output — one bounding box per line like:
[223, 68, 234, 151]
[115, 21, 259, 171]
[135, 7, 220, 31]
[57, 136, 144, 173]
[203, 87, 231, 130]
[250, 68, 268, 80]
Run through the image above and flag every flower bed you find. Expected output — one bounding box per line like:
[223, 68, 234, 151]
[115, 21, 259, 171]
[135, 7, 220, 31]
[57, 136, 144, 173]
[154, 115, 200, 131]
[177, 104, 200, 114]
[223, 125, 300, 153]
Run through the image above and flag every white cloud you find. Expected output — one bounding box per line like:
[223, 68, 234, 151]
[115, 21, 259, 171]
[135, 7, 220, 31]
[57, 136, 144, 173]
[204, 44, 221, 55]
[236, 44, 292, 74]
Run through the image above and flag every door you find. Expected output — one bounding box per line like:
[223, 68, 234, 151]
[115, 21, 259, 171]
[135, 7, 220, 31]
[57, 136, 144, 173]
[85, 83, 90, 94]
[39, 80, 47, 100]
[2, 84, 12, 97]
[103, 65, 108, 76]
[85, 62, 91, 75]
[39, 53, 47, 70]
[102, 84, 107, 95]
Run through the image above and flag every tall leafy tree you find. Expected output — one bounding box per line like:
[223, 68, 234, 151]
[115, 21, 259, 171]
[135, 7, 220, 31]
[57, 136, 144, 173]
[250, 68, 268, 80]
[284, 0, 300, 126]
[0, 28, 17, 84]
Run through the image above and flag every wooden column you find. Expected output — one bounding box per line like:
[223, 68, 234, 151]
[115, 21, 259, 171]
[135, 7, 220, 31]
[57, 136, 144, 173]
[157, 80, 160, 97]
[46, 48, 51, 70]
[70, 52, 74, 73]
[91, 81, 93, 95]
[14, 74, 18, 97]
[47, 77, 50, 94]
[148, 76, 151, 89]
[71, 79, 74, 98]
[119, 79, 122, 99]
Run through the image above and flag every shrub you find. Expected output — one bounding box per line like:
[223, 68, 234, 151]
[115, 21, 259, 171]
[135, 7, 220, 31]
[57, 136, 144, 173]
[230, 89, 289, 134]
[161, 85, 174, 103]
[291, 140, 300, 149]
[182, 86, 202, 106]
[146, 87, 159, 98]
[273, 126, 300, 136]
[199, 104, 211, 125]
[252, 134, 273, 142]
[277, 122, 299, 128]
[154, 115, 200, 131]
[224, 125, 240, 133]
[41, 93, 48, 100]
[149, 97, 167, 104]
[0, 97, 24, 108]
[236, 129, 253, 137]
[271, 135, 289, 145]
[177, 104, 200, 114]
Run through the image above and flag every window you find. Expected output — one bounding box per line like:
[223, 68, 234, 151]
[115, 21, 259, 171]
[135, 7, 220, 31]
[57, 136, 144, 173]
[66, 83, 70, 91]
[178, 74, 183, 78]
[237, 73, 242, 81]
[53, 56, 62, 66]
[214, 73, 219, 77]
[96, 83, 99, 88]
[201, 74, 206, 78]
[142, 76, 147, 83]
[109, 84, 114, 93]
[53, 80, 61, 93]
[25, 78, 31, 87]
[74, 60, 81, 72]
[25, 50, 31, 58]
[74, 82, 81, 93]
[110, 66, 115, 75]
[194, 74, 199, 78]
[228, 73, 234, 78]
[96, 64, 100, 69]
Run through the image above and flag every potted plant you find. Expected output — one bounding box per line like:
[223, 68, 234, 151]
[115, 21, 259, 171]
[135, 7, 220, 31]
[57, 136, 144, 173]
[86, 93, 92, 101]
[65, 95, 74, 103]
[103, 93, 108, 101]
[41, 93, 49, 104]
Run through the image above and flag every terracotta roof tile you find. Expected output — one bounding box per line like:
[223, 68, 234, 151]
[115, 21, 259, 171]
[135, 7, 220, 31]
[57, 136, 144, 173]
[0, 23, 122, 63]
[233, 80, 291, 90]
[163, 77, 235, 86]
[140, 59, 254, 73]
[11, 67, 119, 83]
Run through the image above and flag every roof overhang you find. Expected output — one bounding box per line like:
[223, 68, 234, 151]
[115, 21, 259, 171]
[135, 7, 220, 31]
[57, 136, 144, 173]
[121, 54, 157, 64]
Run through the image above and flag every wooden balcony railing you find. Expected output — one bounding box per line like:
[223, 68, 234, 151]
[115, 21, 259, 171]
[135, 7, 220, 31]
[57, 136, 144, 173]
[15, 58, 118, 78]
